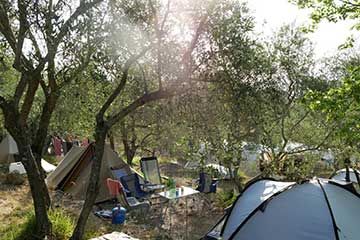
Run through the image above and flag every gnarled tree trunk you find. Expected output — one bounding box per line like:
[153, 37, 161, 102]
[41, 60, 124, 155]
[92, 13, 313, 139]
[70, 120, 108, 240]
[3, 109, 52, 238]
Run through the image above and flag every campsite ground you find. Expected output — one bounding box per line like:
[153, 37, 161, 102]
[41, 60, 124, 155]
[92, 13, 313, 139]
[0, 162, 227, 240]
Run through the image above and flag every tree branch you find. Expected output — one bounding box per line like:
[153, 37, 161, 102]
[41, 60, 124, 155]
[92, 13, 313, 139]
[19, 74, 40, 125]
[160, 0, 171, 32]
[14, 0, 29, 70]
[108, 89, 174, 127]
[287, 128, 334, 155]
[13, 73, 28, 107]
[53, 0, 103, 50]
[136, 131, 154, 148]
[339, 0, 360, 8]
[97, 46, 151, 119]
[287, 110, 310, 135]
[0, 1, 17, 52]
[28, 30, 43, 59]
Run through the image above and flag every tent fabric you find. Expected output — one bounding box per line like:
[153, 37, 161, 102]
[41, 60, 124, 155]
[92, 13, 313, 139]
[0, 135, 19, 163]
[46, 146, 86, 189]
[221, 179, 295, 239]
[46, 144, 131, 203]
[231, 181, 335, 240]
[41, 159, 56, 172]
[331, 168, 360, 183]
[322, 181, 360, 240]
[9, 160, 56, 174]
[204, 178, 360, 240]
[0, 134, 56, 173]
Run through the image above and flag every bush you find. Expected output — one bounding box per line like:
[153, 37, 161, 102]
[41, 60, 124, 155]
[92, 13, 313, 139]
[1, 209, 75, 240]
[49, 209, 75, 239]
[4, 172, 25, 185]
[216, 189, 237, 208]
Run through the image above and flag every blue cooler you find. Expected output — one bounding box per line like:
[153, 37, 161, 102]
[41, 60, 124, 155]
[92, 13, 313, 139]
[112, 205, 126, 224]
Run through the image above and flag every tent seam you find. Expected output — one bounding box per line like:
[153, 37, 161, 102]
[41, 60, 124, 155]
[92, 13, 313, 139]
[227, 182, 296, 240]
[219, 177, 277, 236]
[317, 179, 340, 240]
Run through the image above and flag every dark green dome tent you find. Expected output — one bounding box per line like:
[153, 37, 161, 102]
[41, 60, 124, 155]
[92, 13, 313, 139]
[203, 178, 360, 240]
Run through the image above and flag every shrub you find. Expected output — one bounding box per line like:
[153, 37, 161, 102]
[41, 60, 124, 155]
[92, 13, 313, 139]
[216, 189, 237, 208]
[49, 209, 75, 239]
[4, 172, 25, 185]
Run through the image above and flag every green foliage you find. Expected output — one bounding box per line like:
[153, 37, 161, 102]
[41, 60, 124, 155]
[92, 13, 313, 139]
[165, 178, 176, 189]
[293, 0, 360, 30]
[216, 189, 237, 208]
[1, 209, 75, 240]
[306, 67, 360, 145]
[4, 172, 26, 185]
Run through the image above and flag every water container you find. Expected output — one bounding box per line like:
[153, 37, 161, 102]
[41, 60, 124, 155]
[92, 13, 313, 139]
[112, 205, 126, 224]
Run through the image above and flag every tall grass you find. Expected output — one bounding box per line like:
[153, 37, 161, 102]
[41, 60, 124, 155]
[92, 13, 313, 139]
[1, 209, 75, 240]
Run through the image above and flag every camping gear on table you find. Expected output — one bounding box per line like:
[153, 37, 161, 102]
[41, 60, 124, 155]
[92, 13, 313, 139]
[203, 178, 360, 240]
[196, 172, 218, 193]
[120, 173, 149, 199]
[46, 143, 131, 203]
[112, 205, 126, 224]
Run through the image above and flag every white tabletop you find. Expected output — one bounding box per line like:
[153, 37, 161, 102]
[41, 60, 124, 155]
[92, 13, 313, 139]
[158, 186, 199, 200]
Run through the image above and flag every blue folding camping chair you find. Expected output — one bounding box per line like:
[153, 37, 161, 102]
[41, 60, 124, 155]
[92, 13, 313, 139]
[120, 173, 149, 199]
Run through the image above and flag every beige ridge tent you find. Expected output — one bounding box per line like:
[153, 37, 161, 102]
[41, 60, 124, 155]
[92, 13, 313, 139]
[46, 143, 131, 203]
[0, 135, 19, 163]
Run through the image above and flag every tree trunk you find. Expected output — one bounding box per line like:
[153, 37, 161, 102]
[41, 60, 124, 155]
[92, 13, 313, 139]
[232, 166, 243, 194]
[22, 145, 53, 238]
[123, 138, 136, 166]
[108, 131, 115, 150]
[3, 106, 52, 239]
[14, 134, 52, 238]
[70, 122, 108, 240]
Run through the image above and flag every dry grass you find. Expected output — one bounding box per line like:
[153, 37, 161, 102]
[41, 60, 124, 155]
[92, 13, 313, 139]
[0, 164, 225, 240]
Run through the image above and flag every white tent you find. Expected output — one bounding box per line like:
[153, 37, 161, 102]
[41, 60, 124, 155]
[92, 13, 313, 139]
[331, 168, 360, 184]
[0, 134, 56, 173]
[9, 159, 56, 174]
[204, 178, 360, 240]
[0, 135, 19, 163]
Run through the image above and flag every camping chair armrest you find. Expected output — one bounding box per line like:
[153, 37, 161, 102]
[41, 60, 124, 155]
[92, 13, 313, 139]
[123, 188, 132, 197]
